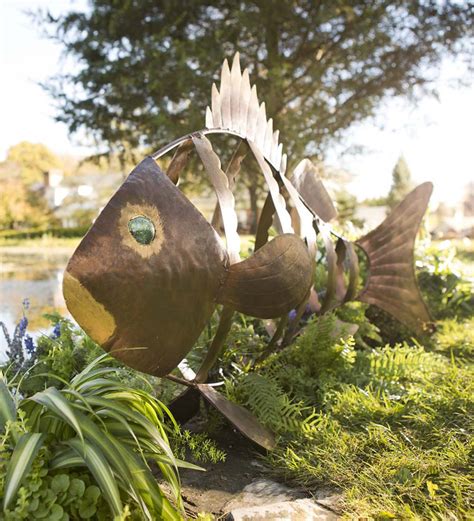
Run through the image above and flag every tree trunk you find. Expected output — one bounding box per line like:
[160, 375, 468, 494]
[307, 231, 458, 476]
[248, 183, 259, 234]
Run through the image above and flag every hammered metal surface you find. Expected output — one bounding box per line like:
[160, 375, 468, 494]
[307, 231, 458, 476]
[292, 159, 337, 222]
[192, 134, 241, 264]
[206, 53, 283, 171]
[217, 234, 313, 319]
[64, 157, 228, 376]
[197, 384, 276, 450]
[335, 238, 359, 304]
[356, 183, 433, 333]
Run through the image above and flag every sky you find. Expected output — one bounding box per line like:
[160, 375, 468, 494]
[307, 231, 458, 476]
[1, 0, 473, 206]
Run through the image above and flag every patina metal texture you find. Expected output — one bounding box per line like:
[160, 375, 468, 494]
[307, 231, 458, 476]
[356, 182, 433, 333]
[64, 157, 228, 376]
[192, 134, 241, 264]
[197, 384, 276, 450]
[63, 52, 434, 450]
[335, 238, 359, 304]
[292, 159, 337, 223]
[217, 234, 313, 319]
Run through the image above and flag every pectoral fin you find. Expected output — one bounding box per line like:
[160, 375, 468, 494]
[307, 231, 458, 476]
[217, 234, 313, 319]
[197, 384, 276, 450]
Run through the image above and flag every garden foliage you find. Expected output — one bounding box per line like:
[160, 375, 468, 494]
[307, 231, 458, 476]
[222, 240, 473, 519]
[0, 238, 472, 519]
[0, 355, 188, 520]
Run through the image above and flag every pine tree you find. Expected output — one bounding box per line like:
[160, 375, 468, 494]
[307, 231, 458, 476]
[387, 156, 414, 209]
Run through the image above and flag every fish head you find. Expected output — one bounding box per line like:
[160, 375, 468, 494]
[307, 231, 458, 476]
[63, 157, 228, 376]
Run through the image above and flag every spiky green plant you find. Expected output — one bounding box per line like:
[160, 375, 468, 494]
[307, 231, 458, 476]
[0, 355, 198, 520]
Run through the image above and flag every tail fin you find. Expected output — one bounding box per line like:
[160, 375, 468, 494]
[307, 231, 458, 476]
[356, 183, 433, 334]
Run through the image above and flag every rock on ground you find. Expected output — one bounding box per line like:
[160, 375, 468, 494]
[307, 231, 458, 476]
[228, 497, 338, 520]
[224, 479, 338, 520]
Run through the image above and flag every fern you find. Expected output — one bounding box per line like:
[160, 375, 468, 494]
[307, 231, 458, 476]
[357, 343, 445, 390]
[234, 373, 313, 435]
[335, 301, 382, 349]
[225, 314, 358, 433]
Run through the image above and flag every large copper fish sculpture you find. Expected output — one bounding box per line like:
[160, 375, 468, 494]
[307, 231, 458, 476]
[63, 54, 432, 450]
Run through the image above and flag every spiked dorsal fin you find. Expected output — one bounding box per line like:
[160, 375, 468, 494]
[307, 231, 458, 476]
[205, 53, 286, 173]
[292, 159, 338, 222]
[356, 182, 433, 334]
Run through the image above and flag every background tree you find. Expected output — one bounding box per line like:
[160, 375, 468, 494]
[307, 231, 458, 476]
[6, 141, 59, 185]
[387, 155, 414, 209]
[40, 1, 474, 223]
[0, 179, 54, 229]
[0, 142, 61, 229]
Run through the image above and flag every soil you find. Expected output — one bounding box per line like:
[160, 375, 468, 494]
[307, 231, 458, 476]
[179, 425, 274, 518]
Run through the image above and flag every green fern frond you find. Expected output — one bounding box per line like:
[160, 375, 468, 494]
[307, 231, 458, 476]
[366, 344, 444, 384]
[235, 373, 312, 435]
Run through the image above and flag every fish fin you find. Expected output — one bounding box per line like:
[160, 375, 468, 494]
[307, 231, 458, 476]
[197, 384, 276, 450]
[291, 159, 337, 222]
[165, 139, 193, 184]
[205, 52, 284, 172]
[356, 182, 433, 334]
[217, 234, 313, 319]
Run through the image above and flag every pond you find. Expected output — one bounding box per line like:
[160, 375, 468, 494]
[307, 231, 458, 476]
[0, 247, 72, 360]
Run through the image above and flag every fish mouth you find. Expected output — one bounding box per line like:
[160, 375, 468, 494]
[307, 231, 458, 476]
[63, 270, 117, 346]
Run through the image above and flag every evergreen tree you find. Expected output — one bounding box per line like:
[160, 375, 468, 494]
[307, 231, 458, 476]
[387, 156, 414, 209]
[41, 1, 474, 161]
[39, 1, 473, 224]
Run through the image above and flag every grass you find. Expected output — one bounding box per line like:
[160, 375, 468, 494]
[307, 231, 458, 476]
[264, 322, 473, 519]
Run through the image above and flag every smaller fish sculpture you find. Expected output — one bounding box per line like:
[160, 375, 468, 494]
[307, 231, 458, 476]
[63, 54, 432, 450]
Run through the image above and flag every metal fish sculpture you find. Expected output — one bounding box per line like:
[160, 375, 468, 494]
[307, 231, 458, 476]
[63, 53, 432, 450]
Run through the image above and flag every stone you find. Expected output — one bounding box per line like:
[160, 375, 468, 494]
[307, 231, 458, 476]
[227, 498, 338, 520]
[313, 488, 342, 512]
[224, 478, 305, 512]
[223, 479, 338, 520]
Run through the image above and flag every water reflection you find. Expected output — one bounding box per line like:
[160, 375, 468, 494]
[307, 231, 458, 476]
[0, 248, 71, 359]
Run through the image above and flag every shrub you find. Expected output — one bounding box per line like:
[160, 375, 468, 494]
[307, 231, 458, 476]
[417, 241, 473, 321]
[0, 356, 189, 520]
[0, 226, 89, 241]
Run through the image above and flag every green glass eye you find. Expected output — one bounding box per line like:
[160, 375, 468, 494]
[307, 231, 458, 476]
[128, 216, 155, 245]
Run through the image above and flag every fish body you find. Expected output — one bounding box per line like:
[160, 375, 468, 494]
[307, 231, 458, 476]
[64, 155, 313, 377]
[63, 54, 432, 448]
[64, 157, 229, 375]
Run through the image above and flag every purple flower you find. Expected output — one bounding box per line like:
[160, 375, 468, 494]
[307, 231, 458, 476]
[288, 309, 297, 321]
[51, 322, 61, 339]
[22, 298, 30, 310]
[24, 334, 35, 355]
[18, 316, 28, 336]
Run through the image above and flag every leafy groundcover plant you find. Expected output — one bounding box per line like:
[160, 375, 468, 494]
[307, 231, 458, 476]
[223, 308, 473, 520]
[0, 355, 196, 520]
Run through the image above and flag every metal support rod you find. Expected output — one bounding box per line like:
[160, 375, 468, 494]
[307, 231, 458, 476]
[164, 373, 194, 387]
[195, 306, 235, 383]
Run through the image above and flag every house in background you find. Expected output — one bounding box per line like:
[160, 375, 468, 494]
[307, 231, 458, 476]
[432, 181, 474, 238]
[43, 169, 122, 228]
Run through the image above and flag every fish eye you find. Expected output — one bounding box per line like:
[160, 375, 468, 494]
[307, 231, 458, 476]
[128, 215, 155, 245]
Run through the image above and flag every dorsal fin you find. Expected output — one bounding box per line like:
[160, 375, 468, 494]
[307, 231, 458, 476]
[292, 159, 337, 222]
[356, 182, 433, 334]
[205, 52, 285, 173]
